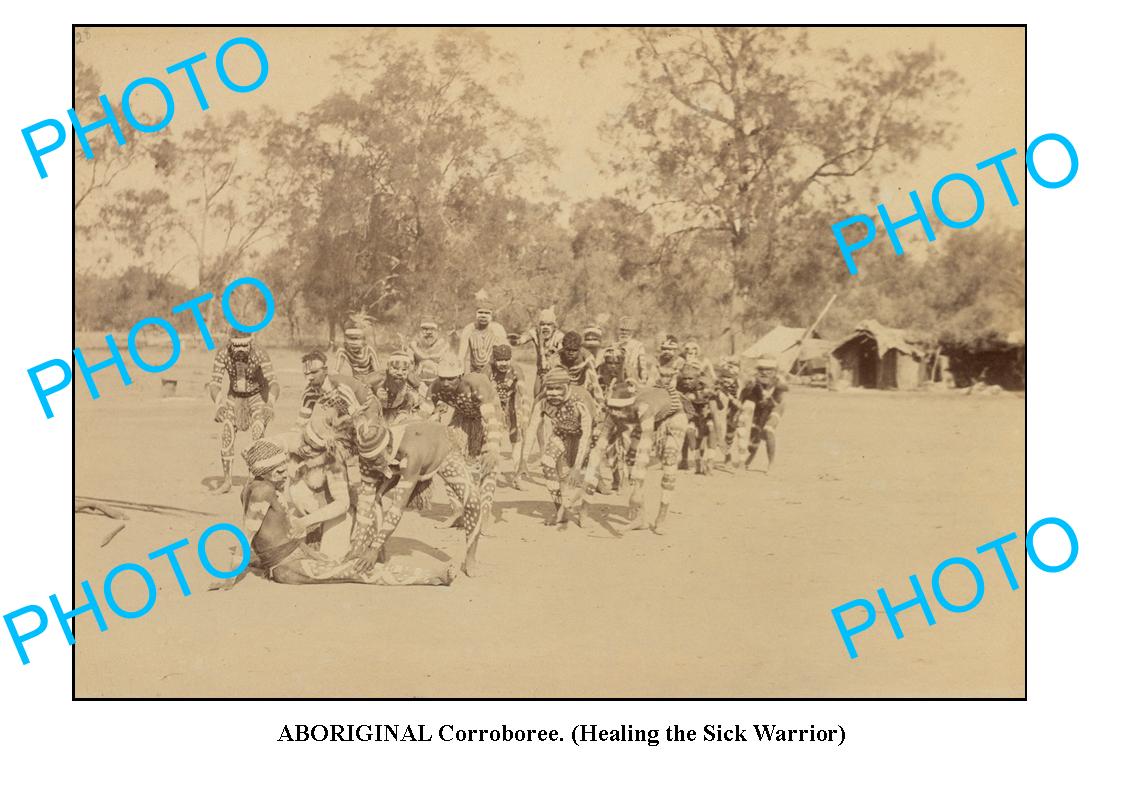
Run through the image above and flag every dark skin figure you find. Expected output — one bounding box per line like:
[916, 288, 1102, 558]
[355, 421, 496, 577]
[210, 461, 452, 587]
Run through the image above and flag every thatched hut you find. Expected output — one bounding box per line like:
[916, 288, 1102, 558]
[940, 331, 1025, 390]
[830, 320, 935, 390]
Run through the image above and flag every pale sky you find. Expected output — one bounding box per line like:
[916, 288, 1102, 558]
[76, 26, 1025, 283]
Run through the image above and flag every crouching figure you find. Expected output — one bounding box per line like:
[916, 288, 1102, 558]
[209, 438, 455, 589]
[351, 417, 496, 577]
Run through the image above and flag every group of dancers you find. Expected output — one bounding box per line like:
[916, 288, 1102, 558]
[203, 292, 788, 589]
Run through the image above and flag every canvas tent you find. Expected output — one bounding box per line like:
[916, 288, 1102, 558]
[743, 325, 824, 373]
[791, 337, 835, 382]
[830, 320, 933, 390]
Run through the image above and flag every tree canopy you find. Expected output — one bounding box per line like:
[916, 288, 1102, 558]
[75, 28, 1020, 355]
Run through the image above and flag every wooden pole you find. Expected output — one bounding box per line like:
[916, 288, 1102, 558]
[74, 498, 129, 521]
[76, 495, 219, 518]
[798, 293, 837, 347]
[792, 293, 837, 376]
[100, 522, 128, 548]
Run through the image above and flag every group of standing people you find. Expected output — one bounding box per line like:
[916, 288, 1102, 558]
[201, 292, 789, 590]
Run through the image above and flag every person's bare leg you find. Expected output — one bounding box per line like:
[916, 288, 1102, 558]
[540, 437, 564, 527]
[745, 425, 762, 471]
[597, 434, 619, 494]
[288, 481, 320, 547]
[565, 490, 584, 528]
[762, 429, 777, 473]
[217, 418, 235, 493]
[436, 463, 467, 529]
[463, 467, 496, 576]
[622, 479, 647, 530]
[318, 511, 354, 560]
[436, 452, 489, 576]
[653, 423, 684, 533]
[367, 478, 414, 560]
[559, 461, 584, 529]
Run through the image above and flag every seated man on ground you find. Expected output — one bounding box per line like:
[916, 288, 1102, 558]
[208, 439, 455, 588]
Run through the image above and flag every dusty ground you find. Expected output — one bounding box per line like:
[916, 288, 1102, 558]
[74, 345, 1025, 697]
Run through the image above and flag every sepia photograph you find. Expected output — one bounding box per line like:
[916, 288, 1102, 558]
[72, 25, 1026, 698]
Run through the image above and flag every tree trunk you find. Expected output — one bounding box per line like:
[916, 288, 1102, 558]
[205, 290, 219, 339]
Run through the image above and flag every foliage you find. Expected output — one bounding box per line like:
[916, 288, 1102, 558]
[149, 109, 291, 296]
[590, 27, 964, 330]
[830, 226, 1025, 347]
[74, 62, 162, 240]
[75, 267, 194, 331]
[267, 30, 561, 340]
[73, 29, 1021, 355]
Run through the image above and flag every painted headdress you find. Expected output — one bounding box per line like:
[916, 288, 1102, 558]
[242, 439, 287, 477]
[543, 366, 571, 386]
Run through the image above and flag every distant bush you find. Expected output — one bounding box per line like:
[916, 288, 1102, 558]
[75, 267, 195, 332]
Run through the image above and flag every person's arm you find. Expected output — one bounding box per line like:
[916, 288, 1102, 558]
[206, 348, 227, 403]
[208, 481, 270, 589]
[259, 349, 280, 405]
[405, 384, 423, 414]
[475, 378, 503, 474]
[631, 409, 656, 483]
[516, 366, 533, 428]
[434, 399, 454, 426]
[353, 446, 426, 563]
[457, 324, 471, 369]
[368, 460, 421, 557]
[429, 385, 454, 425]
[240, 482, 273, 544]
[519, 399, 543, 472]
[584, 359, 604, 404]
[298, 385, 318, 423]
[294, 463, 351, 528]
[570, 403, 594, 485]
[347, 480, 383, 561]
[370, 373, 389, 407]
[739, 384, 757, 417]
[636, 344, 649, 383]
[511, 370, 524, 426]
[583, 416, 612, 488]
[332, 348, 349, 376]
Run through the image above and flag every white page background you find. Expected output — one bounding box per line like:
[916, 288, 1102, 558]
[0, 3, 1113, 792]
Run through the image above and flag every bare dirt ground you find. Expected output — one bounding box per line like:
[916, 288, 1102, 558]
[74, 345, 1025, 697]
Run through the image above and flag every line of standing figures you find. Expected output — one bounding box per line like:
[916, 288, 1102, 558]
[203, 299, 788, 590]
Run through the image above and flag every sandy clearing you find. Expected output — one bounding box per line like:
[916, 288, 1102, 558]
[74, 348, 1025, 697]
